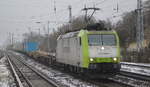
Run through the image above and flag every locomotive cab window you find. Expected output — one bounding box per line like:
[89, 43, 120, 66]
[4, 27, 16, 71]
[88, 35, 102, 46]
[88, 34, 116, 46]
[102, 35, 116, 46]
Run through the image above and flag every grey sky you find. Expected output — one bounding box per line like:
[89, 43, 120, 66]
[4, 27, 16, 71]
[0, 0, 144, 47]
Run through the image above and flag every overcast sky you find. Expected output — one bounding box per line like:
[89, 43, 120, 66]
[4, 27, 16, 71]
[0, 0, 146, 47]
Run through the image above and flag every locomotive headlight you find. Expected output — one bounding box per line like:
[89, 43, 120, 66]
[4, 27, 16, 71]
[101, 46, 104, 50]
[113, 58, 117, 61]
[90, 58, 94, 62]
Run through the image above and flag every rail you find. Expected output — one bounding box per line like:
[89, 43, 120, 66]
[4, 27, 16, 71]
[6, 54, 24, 87]
[121, 62, 150, 68]
[8, 53, 60, 87]
[120, 70, 150, 81]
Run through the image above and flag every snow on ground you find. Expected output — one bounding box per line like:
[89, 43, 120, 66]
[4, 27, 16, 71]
[14, 52, 98, 87]
[0, 56, 16, 87]
[12, 51, 150, 86]
[121, 62, 150, 76]
[26, 58, 98, 87]
[110, 75, 150, 87]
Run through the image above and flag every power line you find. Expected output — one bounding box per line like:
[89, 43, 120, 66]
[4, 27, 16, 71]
[95, 0, 108, 6]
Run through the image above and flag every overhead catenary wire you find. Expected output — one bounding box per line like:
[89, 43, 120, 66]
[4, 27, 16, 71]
[50, 0, 86, 29]
[48, 0, 139, 29]
[95, 0, 109, 6]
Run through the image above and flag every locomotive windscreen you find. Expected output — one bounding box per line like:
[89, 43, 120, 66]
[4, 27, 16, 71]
[88, 34, 116, 46]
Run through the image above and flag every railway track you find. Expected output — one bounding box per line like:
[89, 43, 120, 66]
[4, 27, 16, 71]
[120, 62, 150, 81]
[9, 51, 150, 87]
[87, 78, 134, 87]
[10, 51, 132, 87]
[105, 62, 150, 87]
[6, 53, 60, 87]
[120, 70, 150, 81]
[109, 74, 150, 87]
[121, 62, 150, 68]
[108, 62, 150, 87]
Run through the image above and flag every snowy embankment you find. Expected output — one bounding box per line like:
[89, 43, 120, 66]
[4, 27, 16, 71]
[0, 56, 15, 87]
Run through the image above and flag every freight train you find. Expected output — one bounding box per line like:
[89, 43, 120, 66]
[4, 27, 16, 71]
[25, 29, 121, 75]
[16, 24, 121, 76]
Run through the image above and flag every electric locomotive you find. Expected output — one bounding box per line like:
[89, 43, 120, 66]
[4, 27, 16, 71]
[56, 29, 121, 73]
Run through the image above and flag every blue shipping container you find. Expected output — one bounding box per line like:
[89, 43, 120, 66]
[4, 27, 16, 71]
[25, 42, 38, 52]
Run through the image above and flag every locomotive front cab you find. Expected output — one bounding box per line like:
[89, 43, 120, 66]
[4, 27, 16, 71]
[88, 34, 117, 60]
[87, 31, 121, 72]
